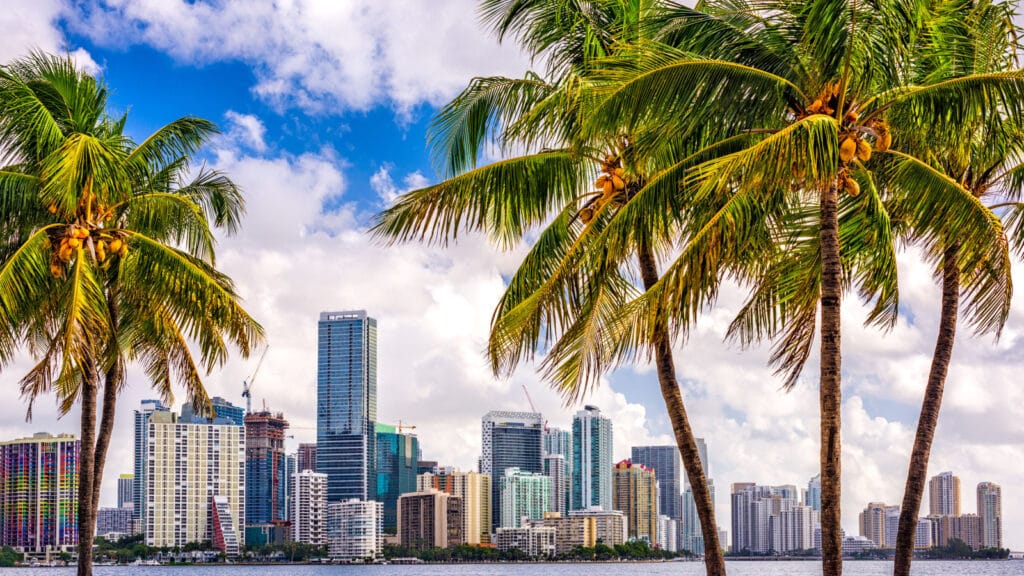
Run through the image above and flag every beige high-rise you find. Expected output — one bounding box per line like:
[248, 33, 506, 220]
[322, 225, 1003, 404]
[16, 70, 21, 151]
[977, 482, 1002, 549]
[398, 490, 463, 549]
[612, 459, 658, 544]
[928, 471, 961, 516]
[417, 470, 491, 544]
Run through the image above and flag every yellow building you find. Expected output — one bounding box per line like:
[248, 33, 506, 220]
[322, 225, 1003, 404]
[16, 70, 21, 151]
[145, 411, 244, 555]
[612, 459, 658, 544]
[417, 470, 491, 544]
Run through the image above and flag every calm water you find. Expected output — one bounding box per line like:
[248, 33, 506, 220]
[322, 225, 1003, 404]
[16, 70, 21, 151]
[2, 562, 1023, 576]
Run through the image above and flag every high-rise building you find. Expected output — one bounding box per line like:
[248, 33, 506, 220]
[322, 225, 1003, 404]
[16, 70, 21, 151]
[884, 505, 901, 549]
[658, 515, 679, 552]
[805, 475, 821, 512]
[96, 507, 133, 537]
[297, 443, 317, 473]
[375, 423, 420, 533]
[543, 454, 569, 516]
[543, 428, 573, 510]
[977, 482, 1002, 549]
[213, 396, 246, 425]
[916, 517, 934, 548]
[571, 405, 612, 511]
[779, 505, 815, 552]
[418, 470, 492, 544]
[398, 490, 464, 549]
[945, 513, 983, 550]
[116, 474, 133, 510]
[730, 483, 803, 554]
[682, 481, 717, 554]
[481, 411, 543, 529]
[858, 502, 893, 548]
[284, 454, 297, 524]
[0, 433, 79, 554]
[327, 499, 384, 560]
[292, 470, 328, 545]
[133, 399, 168, 532]
[500, 467, 551, 528]
[929, 471, 961, 517]
[631, 445, 682, 522]
[612, 459, 658, 544]
[317, 310, 378, 502]
[568, 508, 627, 546]
[244, 410, 290, 537]
[144, 411, 245, 555]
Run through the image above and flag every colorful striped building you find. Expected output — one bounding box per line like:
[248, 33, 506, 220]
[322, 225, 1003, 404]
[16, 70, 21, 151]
[0, 433, 79, 554]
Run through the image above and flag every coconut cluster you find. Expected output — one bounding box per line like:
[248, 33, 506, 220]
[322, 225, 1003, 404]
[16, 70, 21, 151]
[579, 154, 626, 224]
[47, 196, 127, 278]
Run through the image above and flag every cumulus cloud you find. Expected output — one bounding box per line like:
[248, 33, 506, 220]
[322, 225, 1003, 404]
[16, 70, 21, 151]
[67, 0, 531, 114]
[0, 0, 99, 72]
[223, 111, 268, 153]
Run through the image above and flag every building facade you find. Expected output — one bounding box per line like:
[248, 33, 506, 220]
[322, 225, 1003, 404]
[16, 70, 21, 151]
[244, 410, 290, 539]
[977, 482, 1002, 549]
[317, 310, 378, 502]
[805, 475, 822, 512]
[0, 433, 79, 554]
[493, 525, 556, 557]
[133, 399, 168, 532]
[572, 405, 612, 511]
[327, 499, 383, 560]
[292, 470, 327, 545]
[631, 445, 682, 523]
[658, 515, 679, 552]
[417, 470, 491, 544]
[500, 468, 551, 528]
[397, 490, 463, 549]
[929, 471, 961, 517]
[375, 423, 420, 533]
[543, 454, 569, 517]
[612, 459, 658, 544]
[97, 507, 133, 537]
[543, 427, 573, 512]
[297, 443, 317, 473]
[144, 411, 245, 555]
[116, 473, 133, 510]
[481, 411, 543, 529]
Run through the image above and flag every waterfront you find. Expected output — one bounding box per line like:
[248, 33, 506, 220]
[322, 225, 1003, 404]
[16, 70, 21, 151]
[1, 563, 1023, 576]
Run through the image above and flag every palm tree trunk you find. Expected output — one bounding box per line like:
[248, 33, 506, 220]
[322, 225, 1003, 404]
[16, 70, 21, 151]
[819, 184, 843, 576]
[91, 294, 122, 515]
[77, 360, 99, 576]
[637, 241, 726, 576]
[893, 244, 959, 576]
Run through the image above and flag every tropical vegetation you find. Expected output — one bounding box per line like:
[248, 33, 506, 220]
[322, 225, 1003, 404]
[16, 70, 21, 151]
[0, 52, 262, 576]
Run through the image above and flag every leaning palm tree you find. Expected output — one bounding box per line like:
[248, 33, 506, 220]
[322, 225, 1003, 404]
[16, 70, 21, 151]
[891, 3, 1021, 573]
[373, 1, 736, 573]
[586, 1, 1021, 573]
[0, 52, 262, 576]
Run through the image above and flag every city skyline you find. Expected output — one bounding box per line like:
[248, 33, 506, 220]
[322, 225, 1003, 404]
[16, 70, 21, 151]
[0, 1, 1023, 552]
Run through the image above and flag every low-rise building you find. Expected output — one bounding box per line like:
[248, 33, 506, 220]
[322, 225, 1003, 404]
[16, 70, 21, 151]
[494, 525, 556, 558]
[327, 499, 383, 560]
[398, 490, 463, 549]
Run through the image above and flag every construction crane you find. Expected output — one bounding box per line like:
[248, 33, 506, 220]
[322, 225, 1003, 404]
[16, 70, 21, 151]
[397, 420, 417, 434]
[521, 384, 549, 431]
[241, 346, 269, 415]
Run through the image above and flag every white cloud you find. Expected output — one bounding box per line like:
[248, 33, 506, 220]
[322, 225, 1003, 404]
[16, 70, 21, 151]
[0, 1, 99, 73]
[223, 111, 267, 153]
[67, 0, 530, 115]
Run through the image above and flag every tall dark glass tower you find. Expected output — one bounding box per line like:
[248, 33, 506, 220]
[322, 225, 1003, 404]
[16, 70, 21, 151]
[375, 423, 420, 532]
[481, 411, 543, 530]
[631, 445, 682, 520]
[317, 310, 378, 502]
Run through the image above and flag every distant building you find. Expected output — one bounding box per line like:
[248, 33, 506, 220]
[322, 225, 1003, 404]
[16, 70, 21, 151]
[297, 443, 317, 473]
[658, 515, 679, 552]
[116, 474, 133, 510]
[417, 470, 491, 544]
[572, 406, 612, 511]
[977, 482, 1002, 549]
[731, 482, 807, 554]
[493, 525, 556, 557]
[212, 396, 246, 426]
[929, 471, 961, 517]
[317, 310, 378, 502]
[944, 513, 983, 550]
[568, 508, 626, 547]
[244, 410, 290, 543]
[327, 499, 383, 560]
[133, 399, 168, 533]
[842, 535, 878, 555]
[805, 475, 822, 512]
[292, 470, 327, 546]
[97, 507, 133, 538]
[500, 468, 551, 528]
[0, 433, 80, 554]
[632, 445, 682, 524]
[375, 423, 420, 533]
[398, 490, 463, 549]
[915, 517, 934, 549]
[481, 411, 543, 529]
[612, 459, 658, 544]
[858, 502, 893, 548]
[779, 505, 815, 551]
[543, 454, 569, 516]
[144, 411, 245, 556]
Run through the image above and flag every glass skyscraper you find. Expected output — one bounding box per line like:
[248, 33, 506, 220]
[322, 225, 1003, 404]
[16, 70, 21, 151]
[375, 423, 420, 532]
[632, 445, 682, 520]
[317, 310, 378, 502]
[244, 410, 290, 533]
[572, 405, 612, 511]
[481, 411, 543, 530]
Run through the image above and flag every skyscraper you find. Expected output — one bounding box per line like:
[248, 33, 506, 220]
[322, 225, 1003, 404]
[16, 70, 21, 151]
[317, 310, 378, 502]
[117, 473, 133, 510]
[543, 427, 573, 508]
[297, 443, 317, 473]
[133, 399, 168, 532]
[631, 445, 682, 521]
[244, 410, 290, 534]
[806, 474, 822, 512]
[0, 433, 79, 554]
[481, 411, 543, 529]
[418, 470, 492, 544]
[612, 459, 658, 544]
[292, 470, 328, 545]
[543, 454, 569, 516]
[375, 423, 420, 532]
[571, 405, 612, 511]
[499, 468, 551, 528]
[398, 490, 464, 549]
[929, 471, 961, 516]
[977, 482, 1002, 549]
[145, 410, 245, 554]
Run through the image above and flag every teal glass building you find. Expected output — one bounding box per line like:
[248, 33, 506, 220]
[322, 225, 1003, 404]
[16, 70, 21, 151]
[375, 423, 420, 532]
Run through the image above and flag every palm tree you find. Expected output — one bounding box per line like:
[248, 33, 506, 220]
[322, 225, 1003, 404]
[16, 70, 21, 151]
[373, 1, 733, 573]
[891, 4, 1021, 573]
[0, 52, 263, 576]
[585, 1, 1022, 573]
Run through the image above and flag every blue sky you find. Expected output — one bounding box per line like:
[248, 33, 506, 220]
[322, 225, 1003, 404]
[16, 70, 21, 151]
[1, 0, 1023, 548]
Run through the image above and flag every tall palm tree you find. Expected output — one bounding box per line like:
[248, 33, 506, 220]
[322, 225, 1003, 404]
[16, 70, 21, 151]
[891, 3, 1021, 573]
[585, 1, 1021, 573]
[373, 2, 737, 573]
[0, 52, 263, 576]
